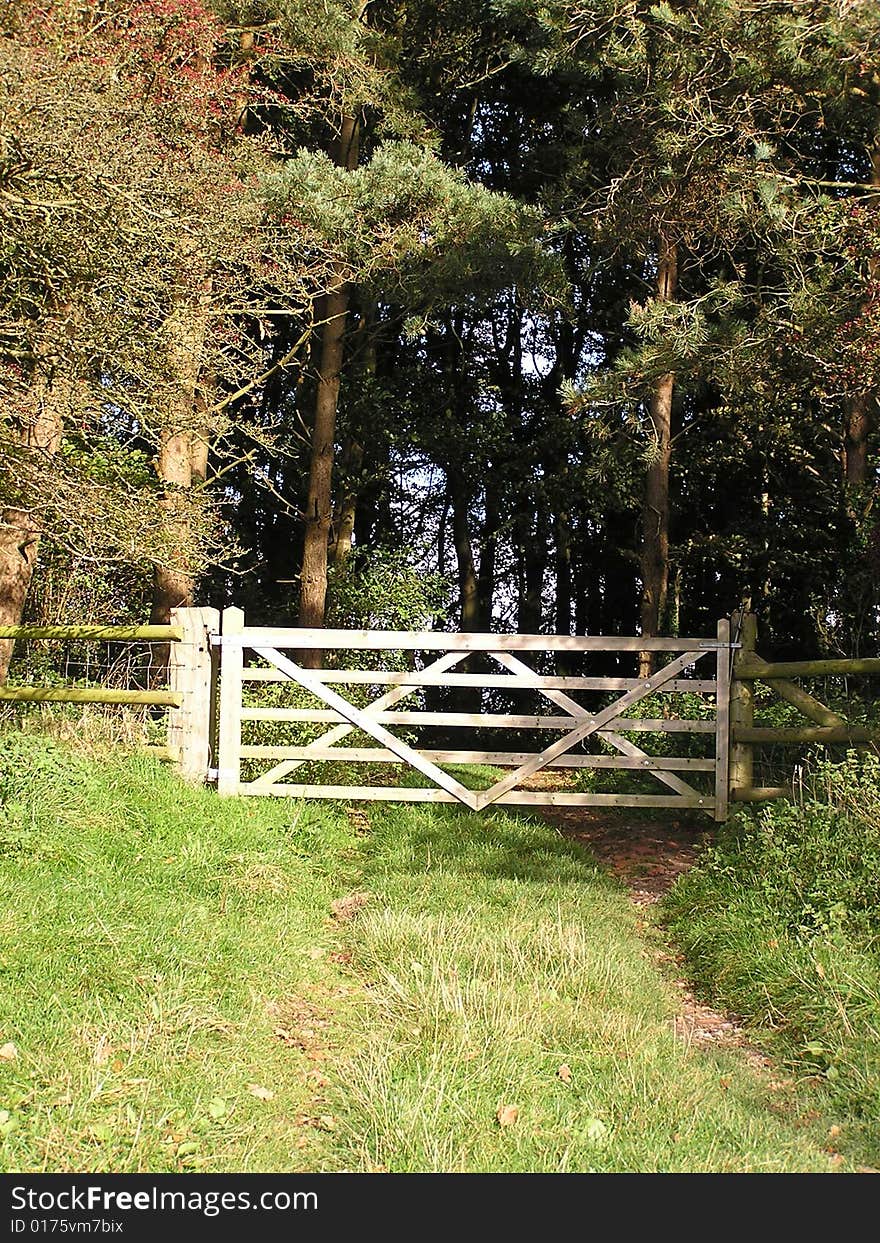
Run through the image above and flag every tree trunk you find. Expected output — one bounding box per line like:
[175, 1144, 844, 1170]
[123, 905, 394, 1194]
[638, 236, 678, 678]
[449, 470, 480, 633]
[329, 437, 363, 567]
[150, 280, 211, 630]
[554, 507, 574, 673]
[448, 467, 481, 715]
[328, 307, 375, 568]
[476, 472, 499, 631]
[297, 115, 360, 664]
[517, 500, 548, 636]
[150, 428, 196, 624]
[842, 137, 879, 491]
[0, 381, 65, 683]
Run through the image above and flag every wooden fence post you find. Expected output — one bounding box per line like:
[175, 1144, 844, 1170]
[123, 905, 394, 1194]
[714, 617, 731, 821]
[168, 607, 219, 782]
[729, 610, 757, 799]
[217, 606, 244, 795]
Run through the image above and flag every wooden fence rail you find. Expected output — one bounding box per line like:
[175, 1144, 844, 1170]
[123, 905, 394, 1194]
[728, 610, 879, 803]
[0, 608, 217, 781]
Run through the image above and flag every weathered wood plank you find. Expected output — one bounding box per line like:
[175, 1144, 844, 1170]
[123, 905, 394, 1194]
[0, 624, 184, 642]
[729, 611, 757, 798]
[238, 745, 715, 770]
[596, 730, 705, 799]
[490, 649, 705, 801]
[224, 627, 729, 653]
[733, 725, 880, 744]
[238, 707, 716, 731]
[275, 650, 468, 780]
[168, 607, 219, 783]
[240, 667, 717, 693]
[216, 607, 244, 795]
[714, 617, 731, 822]
[251, 646, 478, 809]
[476, 648, 711, 810]
[0, 686, 181, 706]
[735, 656, 880, 679]
[241, 783, 706, 808]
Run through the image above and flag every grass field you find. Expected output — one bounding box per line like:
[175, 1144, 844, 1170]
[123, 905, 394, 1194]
[0, 730, 849, 1172]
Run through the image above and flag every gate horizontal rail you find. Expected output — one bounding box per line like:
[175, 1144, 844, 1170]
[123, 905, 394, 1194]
[214, 609, 735, 819]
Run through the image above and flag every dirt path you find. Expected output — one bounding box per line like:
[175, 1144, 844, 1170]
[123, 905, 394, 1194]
[533, 799, 764, 1059]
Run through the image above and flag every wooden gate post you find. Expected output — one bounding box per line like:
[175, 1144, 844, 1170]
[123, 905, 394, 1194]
[217, 606, 244, 795]
[714, 617, 731, 821]
[729, 610, 757, 800]
[168, 607, 219, 782]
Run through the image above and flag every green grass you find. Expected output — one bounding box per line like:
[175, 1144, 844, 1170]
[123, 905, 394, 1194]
[0, 731, 845, 1172]
[663, 753, 880, 1167]
[0, 732, 359, 1172]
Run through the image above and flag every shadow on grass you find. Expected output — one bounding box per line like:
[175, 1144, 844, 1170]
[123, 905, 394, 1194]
[366, 798, 620, 891]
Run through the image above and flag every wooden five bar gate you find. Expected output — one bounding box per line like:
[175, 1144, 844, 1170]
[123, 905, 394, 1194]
[212, 608, 734, 818]
[3, 607, 877, 819]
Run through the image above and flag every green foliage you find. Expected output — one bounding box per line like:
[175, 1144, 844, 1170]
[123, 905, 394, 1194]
[263, 140, 562, 308]
[664, 753, 880, 1156]
[327, 546, 450, 631]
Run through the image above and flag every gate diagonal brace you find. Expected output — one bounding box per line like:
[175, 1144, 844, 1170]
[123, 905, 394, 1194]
[475, 648, 711, 811]
[249, 647, 479, 810]
[246, 649, 470, 790]
[490, 651, 704, 801]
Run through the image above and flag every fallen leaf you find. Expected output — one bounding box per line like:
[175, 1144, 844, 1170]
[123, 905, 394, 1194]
[557, 1064, 573, 1084]
[248, 1084, 275, 1102]
[829, 1125, 841, 1140]
[0, 1043, 18, 1062]
[584, 1118, 608, 1143]
[111, 1059, 124, 1073]
[496, 1104, 519, 1128]
[207, 1097, 227, 1119]
[330, 892, 371, 922]
[719, 1077, 731, 1092]
[317, 1115, 336, 1130]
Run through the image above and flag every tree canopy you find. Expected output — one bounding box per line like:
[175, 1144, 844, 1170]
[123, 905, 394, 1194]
[1, 0, 878, 666]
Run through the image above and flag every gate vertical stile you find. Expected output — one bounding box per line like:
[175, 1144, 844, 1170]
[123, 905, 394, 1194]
[217, 606, 244, 795]
[714, 616, 731, 821]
